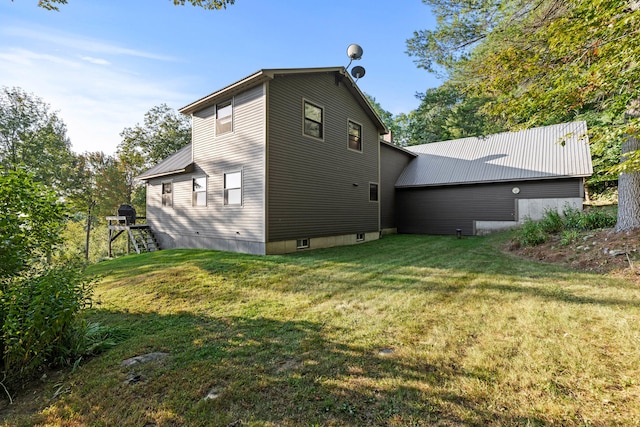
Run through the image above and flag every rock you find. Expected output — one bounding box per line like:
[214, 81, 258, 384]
[125, 373, 143, 384]
[204, 388, 221, 401]
[121, 352, 169, 367]
[609, 250, 627, 257]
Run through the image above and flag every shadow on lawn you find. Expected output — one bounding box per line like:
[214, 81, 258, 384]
[57, 310, 550, 427]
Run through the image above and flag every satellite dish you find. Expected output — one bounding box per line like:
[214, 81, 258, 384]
[351, 66, 366, 80]
[347, 44, 363, 60]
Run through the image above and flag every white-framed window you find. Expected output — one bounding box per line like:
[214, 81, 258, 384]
[216, 99, 233, 135]
[369, 182, 379, 202]
[348, 119, 362, 152]
[303, 99, 324, 140]
[162, 181, 173, 208]
[224, 171, 242, 206]
[296, 238, 310, 249]
[192, 176, 207, 207]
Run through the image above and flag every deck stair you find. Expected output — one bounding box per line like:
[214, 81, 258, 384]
[128, 225, 160, 254]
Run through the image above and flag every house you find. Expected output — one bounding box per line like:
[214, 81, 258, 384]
[394, 121, 593, 235]
[138, 67, 593, 254]
[137, 67, 388, 255]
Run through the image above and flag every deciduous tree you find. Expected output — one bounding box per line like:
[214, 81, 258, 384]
[408, 0, 640, 230]
[0, 87, 76, 194]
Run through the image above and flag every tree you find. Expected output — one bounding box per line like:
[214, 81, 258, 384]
[365, 94, 409, 146]
[0, 87, 76, 194]
[118, 103, 191, 169]
[408, 0, 640, 230]
[406, 82, 505, 145]
[0, 167, 67, 278]
[35, 0, 234, 11]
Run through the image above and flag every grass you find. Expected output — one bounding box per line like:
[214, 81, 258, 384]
[3, 233, 640, 426]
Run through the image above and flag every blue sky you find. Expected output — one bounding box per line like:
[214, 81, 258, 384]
[0, 1, 440, 154]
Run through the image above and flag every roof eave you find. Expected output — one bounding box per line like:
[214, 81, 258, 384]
[396, 173, 592, 189]
[137, 163, 195, 181]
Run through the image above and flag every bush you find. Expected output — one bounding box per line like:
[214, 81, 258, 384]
[540, 209, 564, 233]
[515, 218, 548, 247]
[0, 263, 93, 383]
[581, 208, 617, 230]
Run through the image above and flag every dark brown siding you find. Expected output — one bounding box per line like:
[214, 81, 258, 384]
[380, 143, 414, 229]
[396, 178, 582, 235]
[267, 72, 380, 241]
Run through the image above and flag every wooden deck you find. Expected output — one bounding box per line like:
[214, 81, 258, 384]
[106, 216, 160, 256]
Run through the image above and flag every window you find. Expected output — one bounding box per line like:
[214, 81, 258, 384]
[356, 233, 365, 242]
[369, 183, 378, 202]
[192, 176, 207, 206]
[224, 171, 242, 205]
[162, 182, 172, 208]
[296, 238, 310, 249]
[348, 120, 362, 152]
[216, 99, 233, 135]
[303, 100, 323, 139]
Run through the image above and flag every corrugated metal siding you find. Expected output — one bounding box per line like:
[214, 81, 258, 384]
[397, 121, 592, 187]
[396, 178, 582, 235]
[380, 142, 414, 229]
[267, 71, 379, 241]
[147, 84, 267, 252]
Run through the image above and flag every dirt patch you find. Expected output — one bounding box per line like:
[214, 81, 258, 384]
[507, 227, 640, 277]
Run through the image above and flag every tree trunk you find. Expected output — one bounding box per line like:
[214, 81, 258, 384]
[615, 101, 640, 232]
[84, 201, 95, 260]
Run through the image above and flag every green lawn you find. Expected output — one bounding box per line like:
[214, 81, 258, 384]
[5, 234, 640, 426]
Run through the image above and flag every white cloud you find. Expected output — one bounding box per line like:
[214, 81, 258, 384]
[4, 26, 176, 62]
[80, 56, 111, 66]
[0, 27, 189, 155]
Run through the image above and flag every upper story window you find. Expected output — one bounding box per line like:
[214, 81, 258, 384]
[348, 120, 362, 152]
[303, 100, 323, 140]
[216, 99, 233, 135]
[192, 176, 207, 207]
[162, 182, 173, 208]
[224, 171, 242, 206]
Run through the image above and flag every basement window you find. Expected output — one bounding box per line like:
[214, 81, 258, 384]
[296, 238, 310, 249]
[356, 233, 365, 242]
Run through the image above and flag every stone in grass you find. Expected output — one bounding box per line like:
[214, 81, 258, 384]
[378, 348, 395, 356]
[121, 352, 169, 367]
[204, 388, 222, 401]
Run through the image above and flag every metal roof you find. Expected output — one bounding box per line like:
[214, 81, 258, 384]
[396, 121, 593, 188]
[136, 143, 193, 181]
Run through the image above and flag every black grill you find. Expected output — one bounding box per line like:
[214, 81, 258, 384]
[117, 204, 136, 225]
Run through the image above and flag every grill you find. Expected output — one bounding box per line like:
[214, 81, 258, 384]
[117, 204, 136, 225]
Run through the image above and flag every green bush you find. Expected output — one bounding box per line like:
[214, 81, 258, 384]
[560, 229, 581, 246]
[515, 218, 548, 247]
[0, 263, 93, 382]
[581, 208, 617, 230]
[540, 209, 564, 233]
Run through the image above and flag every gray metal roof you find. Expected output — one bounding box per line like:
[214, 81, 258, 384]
[137, 143, 193, 180]
[396, 121, 592, 188]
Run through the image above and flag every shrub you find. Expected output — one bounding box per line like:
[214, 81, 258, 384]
[515, 218, 548, 247]
[581, 208, 617, 230]
[540, 209, 564, 233]
[0, 263, 93, 383]
[560, 229, 581, 246]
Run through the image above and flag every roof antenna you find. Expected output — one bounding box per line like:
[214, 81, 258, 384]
[346, 44, 366, 82]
